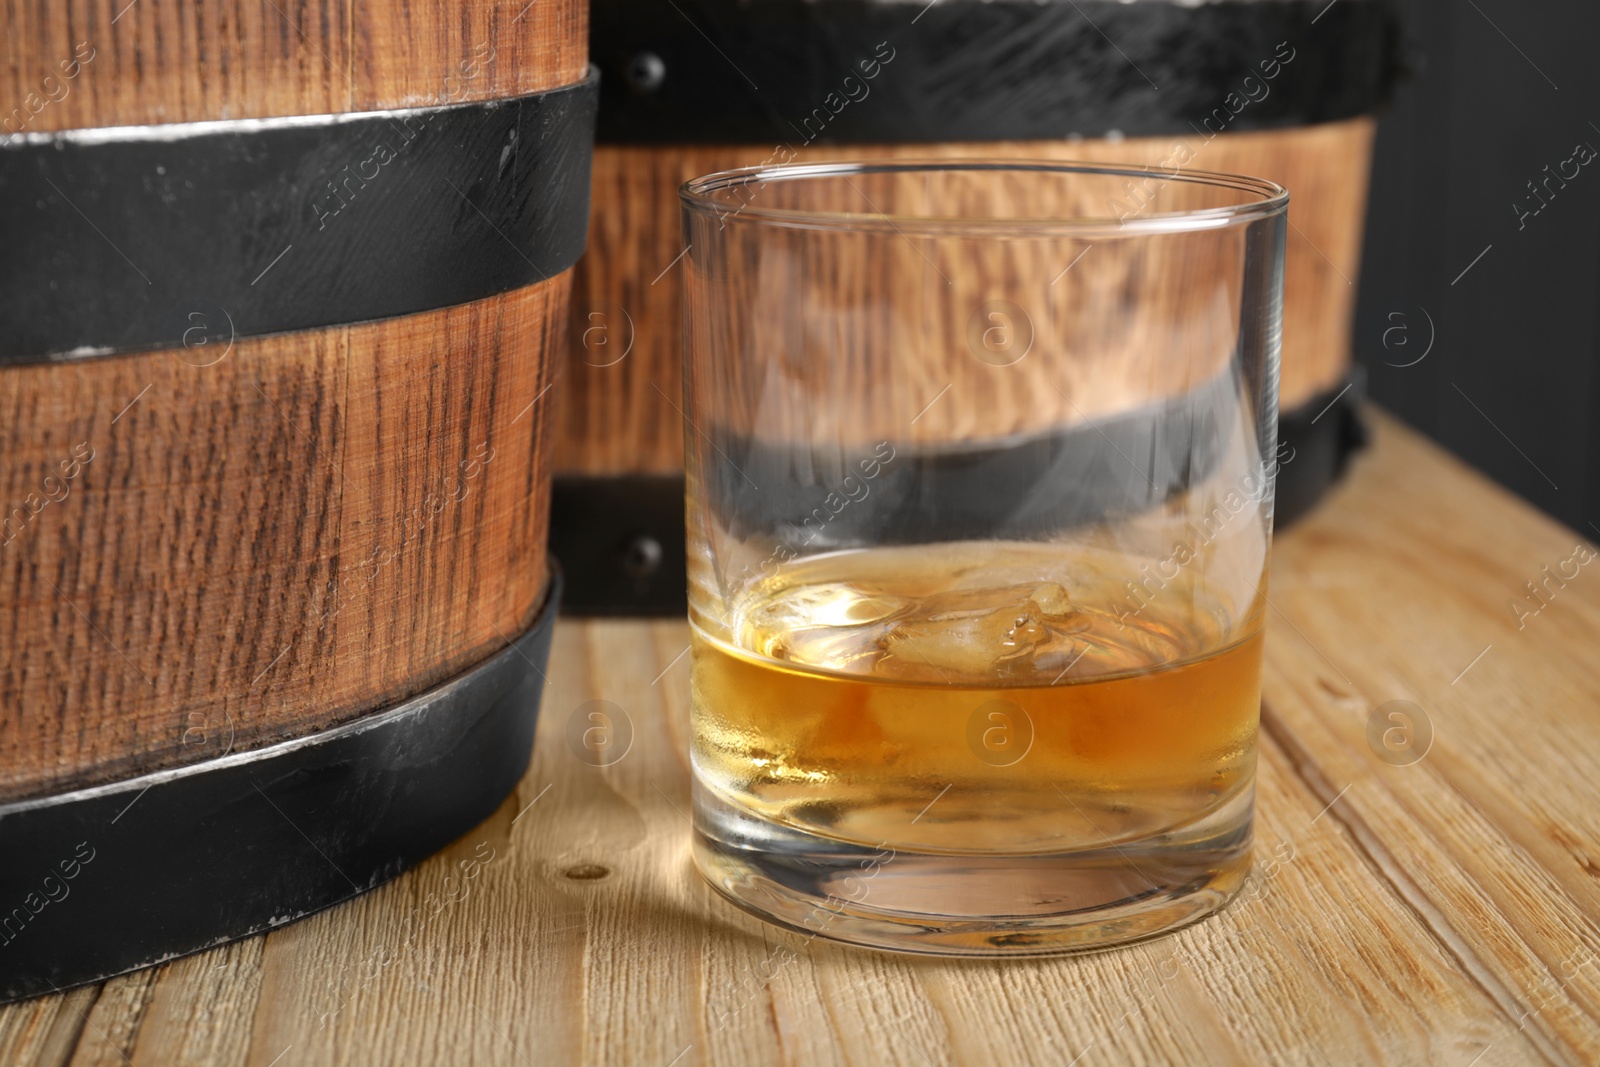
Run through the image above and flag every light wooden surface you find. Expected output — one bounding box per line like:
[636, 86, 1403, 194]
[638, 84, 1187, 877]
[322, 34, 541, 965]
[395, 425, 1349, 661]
[4, 409, 1599, 1066]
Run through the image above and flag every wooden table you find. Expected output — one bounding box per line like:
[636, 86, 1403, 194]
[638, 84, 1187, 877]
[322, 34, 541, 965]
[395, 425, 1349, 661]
[4, 411, 1599, 1066]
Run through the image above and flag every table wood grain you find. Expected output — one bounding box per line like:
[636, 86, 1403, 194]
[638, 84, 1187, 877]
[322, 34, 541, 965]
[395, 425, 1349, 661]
[3, 410, 1598, 1066]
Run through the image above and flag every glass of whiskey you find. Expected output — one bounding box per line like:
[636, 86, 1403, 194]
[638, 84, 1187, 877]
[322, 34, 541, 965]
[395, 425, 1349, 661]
[680, 161, 1287, 954]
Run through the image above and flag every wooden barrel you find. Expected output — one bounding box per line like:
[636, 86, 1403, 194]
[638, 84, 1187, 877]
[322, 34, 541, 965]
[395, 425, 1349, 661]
[552, 0, 1402, 612]
[0, 1, 592, 1000]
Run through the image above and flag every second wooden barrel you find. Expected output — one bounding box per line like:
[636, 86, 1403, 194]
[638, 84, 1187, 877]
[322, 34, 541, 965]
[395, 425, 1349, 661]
[553, 0, 1402, 612]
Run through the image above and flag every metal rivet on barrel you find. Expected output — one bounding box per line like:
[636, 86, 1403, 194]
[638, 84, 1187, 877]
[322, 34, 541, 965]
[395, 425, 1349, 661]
[622, 535, 663, 577]
[626, 52, 666, 94]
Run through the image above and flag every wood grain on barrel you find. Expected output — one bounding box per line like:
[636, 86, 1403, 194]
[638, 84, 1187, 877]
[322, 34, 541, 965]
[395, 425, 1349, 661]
[0, 277, 566, 801]
[0, 0, 588, 132]
[558, 119, 1370, 474]
[3, 411, 1596, 1065]
[1, 3, 586, 801]
[686, 166, 1253, 448]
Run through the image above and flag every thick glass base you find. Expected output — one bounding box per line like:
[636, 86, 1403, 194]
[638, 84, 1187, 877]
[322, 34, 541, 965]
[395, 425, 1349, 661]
[692, 780, 1254, 957]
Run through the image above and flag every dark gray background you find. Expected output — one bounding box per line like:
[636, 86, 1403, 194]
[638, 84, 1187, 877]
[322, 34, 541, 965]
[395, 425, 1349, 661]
[1355, 0, 1598, 534]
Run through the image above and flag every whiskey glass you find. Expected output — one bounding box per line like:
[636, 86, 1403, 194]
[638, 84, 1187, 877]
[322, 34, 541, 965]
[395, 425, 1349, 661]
[681, 161, 1287, 955]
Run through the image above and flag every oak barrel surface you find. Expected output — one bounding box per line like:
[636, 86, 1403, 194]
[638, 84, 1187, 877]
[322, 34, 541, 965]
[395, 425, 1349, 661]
[1, 4, 587, 805]
[562, 123, 1372, 475]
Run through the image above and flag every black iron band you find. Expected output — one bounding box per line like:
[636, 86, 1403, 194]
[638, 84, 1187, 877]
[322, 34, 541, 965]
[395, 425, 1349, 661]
[1275, 371, 1368, 527]
[0, 72, 598, 364]
[594, 0, 1404, 144]
[0, 571, 560, 1004]
[553, 374, 1367, 616]
[709, 368, 1241, 550]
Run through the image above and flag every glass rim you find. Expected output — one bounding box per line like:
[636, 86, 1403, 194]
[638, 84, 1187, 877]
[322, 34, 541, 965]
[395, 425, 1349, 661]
[680, 159, 1289, 236]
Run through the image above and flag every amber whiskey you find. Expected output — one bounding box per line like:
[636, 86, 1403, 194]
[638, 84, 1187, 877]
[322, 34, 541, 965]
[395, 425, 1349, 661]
[690, 540, 1262, 950]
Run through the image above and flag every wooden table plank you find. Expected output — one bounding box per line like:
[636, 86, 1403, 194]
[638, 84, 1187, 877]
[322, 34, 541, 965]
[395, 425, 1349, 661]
[1264, 414, 1600, 1065]
[3, 409, 1598, 1066]
[0, 986, 93, 1065]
